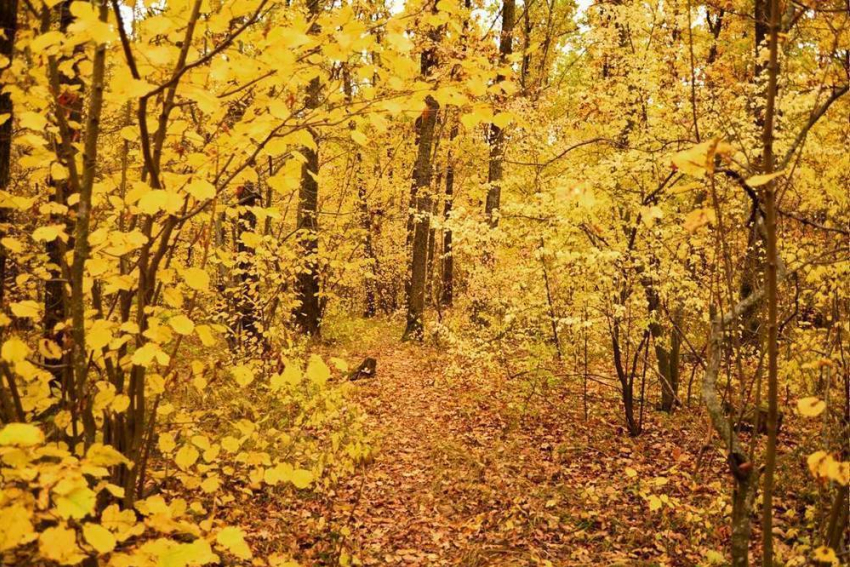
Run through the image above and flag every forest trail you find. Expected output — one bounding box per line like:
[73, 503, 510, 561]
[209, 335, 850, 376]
[318, 322, 728, 567]
[335, 337, 569, 566]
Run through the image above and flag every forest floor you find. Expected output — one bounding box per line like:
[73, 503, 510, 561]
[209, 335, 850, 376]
[249, 319, 803, 566]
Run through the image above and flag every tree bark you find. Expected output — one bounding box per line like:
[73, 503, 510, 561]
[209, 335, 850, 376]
[484, 0, 515, 227]
[440, 121, 457, 307]
[760, 0, 781, 560]
[45, 0, 84, 395]
[236, 182, 261, 343]
[293, 0, 322, 335]
[0, 0, 18, 307]
[402, 95, 439, 341]
[403, 6, 440, 340]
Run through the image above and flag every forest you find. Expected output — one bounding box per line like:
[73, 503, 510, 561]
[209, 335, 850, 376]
[0, 0, 847, 564]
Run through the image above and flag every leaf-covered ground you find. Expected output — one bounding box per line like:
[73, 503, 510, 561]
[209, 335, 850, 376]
[240, 320, 811, 566]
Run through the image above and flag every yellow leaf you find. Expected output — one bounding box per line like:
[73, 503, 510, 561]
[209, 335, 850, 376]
[111, 394, 131, 413]
[797, 396, 826, 417]
[350, 130, 367, 145]
[1, 337, 30, 363]
[625, 467, 638, 478]
[671, 139, 724, 178]
[32, 224, 67, 242]
[0, 504, 34, 552]
[183, 267, 210, 291]
[158, 432, 176, 453]
[55, 486, 96, 519]
[10, 300, 39, 318]
[88, 319, 113, 352]
[153, 539, 218, 567]
[175, 444, 200, 470]
[290, 468, 313, 489]
[305, 356, 330, 386]
[232, 365, 255, 387]
[19, 111, 48, 131]
[195, 325, 217, 346]
[101, 504, 142, 542]
[745, 171, 784, 187]
[83, 522, 116, 554]
[221, 436, 241, 452]
[68, 0, 116, 44]
[386, 32, 413, 52]
[200, 476, 220, 493]
[191, 434, 211, 451]
[85, 443, 130, 467]
[492, 112, 514, 129]
[39, 525, 86, 565]
[168, 314, 195, 335]
[813, 546, 838, 565]
[807, 451, 829, 477]
[648, 494, 662, 512]
[0, 423, 43, 446]
[39, 338, 63, 359]
[186, 179, 216, 201]
[1, 236, 24, 253]
[51, 161, 69, 181]
[137, 190, 169, 215]
[131, 342, 170, 367]
[120, 126, 137, 141]
[216, 526, 252, 560]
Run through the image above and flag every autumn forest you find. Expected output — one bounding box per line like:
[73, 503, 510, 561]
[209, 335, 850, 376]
[0, 0, 847, 564]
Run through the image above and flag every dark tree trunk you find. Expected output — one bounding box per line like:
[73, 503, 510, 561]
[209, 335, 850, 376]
[484, 0, 515, 226]
[0, 0, 18, 307]
[359, 184, 378, 318]
[293, 0, 322, 335]
[343, 65, 378, 318]
[402, 95, 439, 341]
[440, 121, 457, 307]
[45, 0, 84, 393]
[236, 182, 261, 344]
[403, 6, 440, 340]
[739, 0, 771, 347]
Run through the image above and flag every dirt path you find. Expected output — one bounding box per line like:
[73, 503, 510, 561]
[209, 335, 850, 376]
[319, 328, 727, 567]
[334, 340, 578, 566]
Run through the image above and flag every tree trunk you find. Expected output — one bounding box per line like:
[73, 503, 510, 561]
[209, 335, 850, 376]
[0, 0, 18, 307]
[642, 272, 678, 412]
[402, 95, 439, 341]
[739, 0, 771, 347]
[342, 66, 378, 318]
[236, 182, 261, 344]
[760, 0, 781, 560]
[45, 0, 84, 395]
[484, 0, 515, 226]
[440, 121, 457, 307]
[403, 7, 440, 340]
[293, 0, 322, 335]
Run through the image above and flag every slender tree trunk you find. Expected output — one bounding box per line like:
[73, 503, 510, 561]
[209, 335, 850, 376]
[294, 0, 322, 335]
[484, 0, 515, 226]
[0, 0, 18, 308]
[45, 0, 84, 399]
[236, 182, 261, 343]
[402, 5, 440, 340]
[359, 184, 378, 318]
[760, 0, 781, 560]
[69, 0, 108, 447]
[342, 66, 378, 318]
[642, 270, 678, 411]
[440, 121, 457, 307]
[402, 95, 439, 341]
[739, 0, 771, 346]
